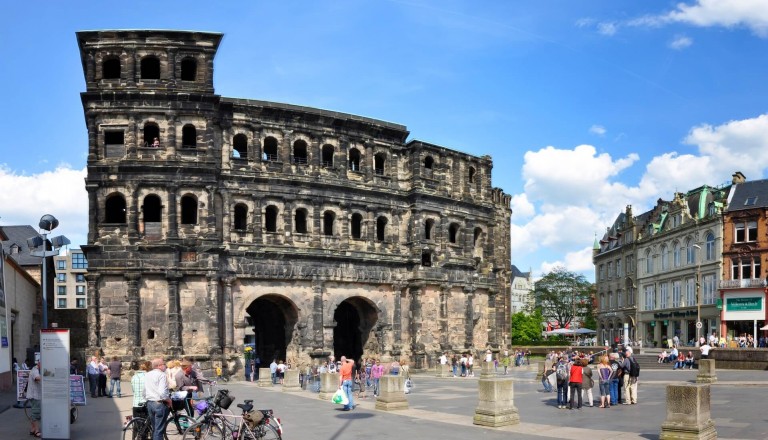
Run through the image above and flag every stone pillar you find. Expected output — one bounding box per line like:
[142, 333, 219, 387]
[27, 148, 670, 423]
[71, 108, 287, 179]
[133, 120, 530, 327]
[282, 370, 301, 392]
[166, 271, 183, 356]
[375, 376, 408, 411]
[222, 275, 236, 352]
[86, 184, 99, 243]
[464, 285, 476, 349]
[696, 359, 717, 384]
[257, 368, 272, 387]
[167, 185, 179, 239]
[409, 284, 424, 356]
[312, 278, 324, 350]
[487, 289, 498, 347]
[206, 273, 222, 355]
[659, 383, 717, 440]
[473, 377, 520, 427]
[392, 283, 405, 354]
[436, 364, 452, 378]
[439, 284, 450, 350]
[125, 273, 141, 350]
[85, 274, 101, 349]
[318, 373, 339, 400]
[480, 360, 495, 378]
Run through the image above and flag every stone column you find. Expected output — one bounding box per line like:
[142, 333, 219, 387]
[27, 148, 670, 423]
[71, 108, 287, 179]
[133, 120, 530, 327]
[659, 383, 717, 440]
[696, 359, 717, 384]
[206, 273, 222, 354]
[409, 284, 424, 356]
[487, 288, 498, 348]
[439, 284, 451, 350]
[125, 273, 141, 350]
[86, 183, 100, 243]
[375, 376, 408, 411]
[166, 271, 183, 356]
[85, 274, 101, 349]
[222, 275, 236, 352]
[318, 372, 339, 400]
[282, 370, 301, 392]
[167, 48, 177, 88]
[86, 114, 98, 161]
[258, 368, 272, 387]
[473, 376, 520, 427]
[128, 186, 140, 241]
[312, 279, 324, 350]
[126, 49, 136, 87]
[167, 185, 179, 239]
[464, 285, 476, 349]
[392, 283, 405, 354]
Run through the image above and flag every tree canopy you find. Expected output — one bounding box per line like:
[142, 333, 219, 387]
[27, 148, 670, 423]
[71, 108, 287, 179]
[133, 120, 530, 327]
[533, 266, 594, 329]
[509, 309, 544, 344]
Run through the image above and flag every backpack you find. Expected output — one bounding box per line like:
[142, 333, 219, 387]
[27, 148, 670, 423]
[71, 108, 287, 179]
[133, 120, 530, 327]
[555, 363, 568, 382]
[629, 358, 640, 377]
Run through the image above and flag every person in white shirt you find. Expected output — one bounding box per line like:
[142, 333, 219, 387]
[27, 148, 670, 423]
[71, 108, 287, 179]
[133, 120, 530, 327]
[145, 358, 170, 440]
[439, 353, 448, 365]
[700, 342, 711, 359]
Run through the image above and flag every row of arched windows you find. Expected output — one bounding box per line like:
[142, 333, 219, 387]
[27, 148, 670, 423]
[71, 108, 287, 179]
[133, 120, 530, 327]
[644, 232, 715, 274]
[102, 55, 197, 81]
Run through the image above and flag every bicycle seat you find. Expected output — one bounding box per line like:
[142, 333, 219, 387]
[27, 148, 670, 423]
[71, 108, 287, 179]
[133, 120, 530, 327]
[237, 403, 253, 412]
[243, 399, 253, 404]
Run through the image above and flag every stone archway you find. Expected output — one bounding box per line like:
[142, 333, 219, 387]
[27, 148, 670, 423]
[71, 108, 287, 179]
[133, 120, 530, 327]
[245, 294, 298, 367]
[333, 296, 378, 362]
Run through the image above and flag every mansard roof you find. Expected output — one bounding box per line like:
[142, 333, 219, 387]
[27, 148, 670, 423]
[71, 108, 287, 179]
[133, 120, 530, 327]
[511, 265, 530, 279]
[0, 225, 42, 266]
[725, 178, 768, 212]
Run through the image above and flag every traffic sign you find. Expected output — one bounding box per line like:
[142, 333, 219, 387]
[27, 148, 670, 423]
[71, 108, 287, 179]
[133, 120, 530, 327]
[696, 321, 703, 329]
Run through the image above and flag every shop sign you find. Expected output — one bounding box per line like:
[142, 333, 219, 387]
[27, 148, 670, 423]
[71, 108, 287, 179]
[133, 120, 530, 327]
[726, 297, 762, 311]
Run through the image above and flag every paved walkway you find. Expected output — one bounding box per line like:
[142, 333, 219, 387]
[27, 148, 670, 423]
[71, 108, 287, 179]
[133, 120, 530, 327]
[0, 367, 766, 439]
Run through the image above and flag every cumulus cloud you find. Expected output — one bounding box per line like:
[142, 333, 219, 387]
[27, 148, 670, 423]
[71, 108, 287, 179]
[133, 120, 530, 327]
[589, 125, 606, 136]
[597, 22, 618, 36]
[0, 165, 88, 247]
[669, 35, 693, 49]
[665, 0, 768, 37]
[540, 246, 595, 275]
[510, 193, 535, 220]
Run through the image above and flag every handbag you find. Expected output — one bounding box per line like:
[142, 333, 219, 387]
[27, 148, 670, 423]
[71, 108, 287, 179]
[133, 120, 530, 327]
[331, 388, 349, 405]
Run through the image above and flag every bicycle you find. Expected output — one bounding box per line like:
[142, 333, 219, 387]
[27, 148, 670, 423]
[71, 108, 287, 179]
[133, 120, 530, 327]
[183, 397, 282, 440]
[121, 400, 197, 440]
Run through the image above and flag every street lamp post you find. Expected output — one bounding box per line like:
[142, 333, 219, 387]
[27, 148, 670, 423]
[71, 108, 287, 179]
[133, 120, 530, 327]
[693, 244, 703, 346]
[27, 215, 70, 329]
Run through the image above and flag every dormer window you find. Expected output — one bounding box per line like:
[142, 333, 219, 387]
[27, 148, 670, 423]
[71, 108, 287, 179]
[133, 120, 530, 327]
[745, 196, 758, 206]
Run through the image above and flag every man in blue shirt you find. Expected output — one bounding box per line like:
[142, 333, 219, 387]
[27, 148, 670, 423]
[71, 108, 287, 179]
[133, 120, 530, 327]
[86, 356, 100, 398]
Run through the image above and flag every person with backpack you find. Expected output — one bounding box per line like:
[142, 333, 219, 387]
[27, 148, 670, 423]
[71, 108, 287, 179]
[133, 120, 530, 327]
[555, 357, 570, 409]
[622, 347, 639, 404]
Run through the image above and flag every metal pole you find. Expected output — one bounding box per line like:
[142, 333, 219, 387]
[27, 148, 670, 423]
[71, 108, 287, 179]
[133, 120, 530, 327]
[41, 231, 48, 329]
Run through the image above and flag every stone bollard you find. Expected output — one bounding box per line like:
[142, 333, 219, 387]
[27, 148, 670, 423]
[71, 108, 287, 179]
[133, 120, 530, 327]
[282, 369, 301, 392]
[375, 375, 408, 411]
[318, 372, 339, 401]
[436, 363, 452, 378]
[659, 383, 717, 440]
[257, 368, 272, 387]
[696, 359, 717, 384]
[473, 376, 520, 427]
[480, 361, 495, 378]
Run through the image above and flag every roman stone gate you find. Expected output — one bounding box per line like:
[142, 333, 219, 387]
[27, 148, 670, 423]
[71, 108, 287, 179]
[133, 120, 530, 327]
[332, 296, 379, 361]
[245, 294, 298, 365]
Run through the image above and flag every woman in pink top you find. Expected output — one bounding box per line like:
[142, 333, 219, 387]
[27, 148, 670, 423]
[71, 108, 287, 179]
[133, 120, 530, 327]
[371, 360, 384, 397]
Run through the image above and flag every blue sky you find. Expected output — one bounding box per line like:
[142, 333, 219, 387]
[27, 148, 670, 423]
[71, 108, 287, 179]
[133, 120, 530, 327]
[2, 1, 768, 281]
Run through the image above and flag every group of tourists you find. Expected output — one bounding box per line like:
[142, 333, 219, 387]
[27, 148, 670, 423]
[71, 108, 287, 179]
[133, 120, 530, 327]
[541, 347, 640, 410]
[85, 355, 123, 398]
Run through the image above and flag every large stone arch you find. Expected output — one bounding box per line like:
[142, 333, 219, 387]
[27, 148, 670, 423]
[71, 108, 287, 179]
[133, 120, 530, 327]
[332, 296, 380, 362]
[243, 294, 300, 367]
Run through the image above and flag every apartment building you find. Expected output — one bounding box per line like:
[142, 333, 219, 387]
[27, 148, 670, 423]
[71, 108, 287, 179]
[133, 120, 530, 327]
[52, 250, 88, 310]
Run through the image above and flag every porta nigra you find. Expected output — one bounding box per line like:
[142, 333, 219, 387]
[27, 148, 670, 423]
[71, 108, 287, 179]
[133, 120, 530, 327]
[77, 30, 512, 372]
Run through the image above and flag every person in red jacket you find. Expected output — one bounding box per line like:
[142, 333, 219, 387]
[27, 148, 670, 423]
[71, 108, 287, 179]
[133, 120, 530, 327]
[568, 357, 584, 410]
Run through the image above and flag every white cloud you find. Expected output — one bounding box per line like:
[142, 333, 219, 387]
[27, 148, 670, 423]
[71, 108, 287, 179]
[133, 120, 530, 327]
[589, 125, 606, 136]
[597, 22, 618, 36]
[539, 246, 595, 276]
[669, 35, 693, 50]
[510, 193, 535, 219]
[0, 165, 88, 247]
[665, 0, 768, 37]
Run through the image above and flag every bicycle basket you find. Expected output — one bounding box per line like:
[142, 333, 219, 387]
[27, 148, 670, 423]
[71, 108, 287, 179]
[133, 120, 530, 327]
[214, 389, 233, 410]
[243, 410, 264, 429]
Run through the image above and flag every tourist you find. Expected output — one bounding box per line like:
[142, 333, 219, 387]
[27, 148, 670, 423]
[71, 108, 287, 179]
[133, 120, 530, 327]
[249, 359, 256, 382]
[568, 357, 584, 410]
[622, 347, 639, 404]
[597, 355, 612, 408]
[459, 353, 467, 377]
[151, 137, 160, 147]
[70, 358, 79, 375]
[390, 359, 401, 375]
[451, 354, 458, 377]
[668, 346, 679, 362]
[356, 364, 368, 399]
[541, 363, 555, 392]
[502, 351, 510, 374]
[685, 351, 695, 369]
[467, 354, 474, 376]
[657, 350, 669, 363]
[98, 357, 109, 397]
[277, 360, 286, 384]
[365, 358, 373, 388]
[401, 360, 410, 380]
[131, 360, 151, 419]
[700, 340, 711, 359]
[581, 358, 594, 407]
[673, 352, 687, 370]
[371, 359, 383, 396]
[608, 352, 621, 406]
[270, 359, 278, 384]
[145, 358, 171, 440]
[108, 356, 122, 398]
[87, 356, 100, 398]
[338, 356, 355, 411]
[175, 360, 201, 393]
[27, 359, 42, 437]
[555, 357, 570, 409]
[166, 360, 180, 390]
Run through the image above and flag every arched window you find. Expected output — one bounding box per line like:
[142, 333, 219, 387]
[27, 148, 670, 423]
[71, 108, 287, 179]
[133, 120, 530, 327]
[374, 153, 386, 175]
[234, 204, 248, 230]
[104, 194, 127, 223]
[263, 137, 278, 161]
[295, 209, 308, 234]
[421, 250, 432, 267]
[705, 232, 715, 260]
[424, 156, 434, 169]
[143, 123, 160, 147]
[180, 57, 197, 81]
[468, 166, 476, 183]
[425, 219, 435, 240]
[323, 211, 335, 236]
[293, 140, 308, 165]
[661, 245, 669, 270]
[646, 249, 653, 274]
[473, 227, 483, 247]
[322, 144, 334, 168]
[673, 241, 681, 267]
[140, 56, 160, 80]
[351, 213, 363, 239]
[180, 195, 198, 224]
[142, 195, 162, 222]
[102, 57, 121, 79]
[182, 124, 197, 148]
[686, 238, 696, 264]
[448, 223, 459, 244]
[349, 148, 361, 171]
[376, 216, 388, 242]
[265, 206, 278, 232]
[233, 134, 248, 158]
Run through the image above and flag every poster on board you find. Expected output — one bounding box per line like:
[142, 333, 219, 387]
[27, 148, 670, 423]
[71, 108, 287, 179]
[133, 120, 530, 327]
[70, 375, 86, 406]
[16, 370, 30, 400]
[41, 328, 71, 440]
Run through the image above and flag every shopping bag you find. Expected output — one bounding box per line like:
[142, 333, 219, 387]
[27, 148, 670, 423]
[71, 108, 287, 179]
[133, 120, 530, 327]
[331, 389, 349, 405]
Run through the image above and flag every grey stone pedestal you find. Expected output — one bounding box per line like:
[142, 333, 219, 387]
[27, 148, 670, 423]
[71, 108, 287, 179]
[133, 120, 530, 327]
[659, 383, 717, 440]
[473, 377, 520, 428]
[318, 372, 339, 400]
[436, 364, 452, 377]
[375, 375, 408, 411]
[480, 361, 495, 378]
[696, 359, 717, 384]
[282, 369, 300, 392]
[257, 368, 272, 387]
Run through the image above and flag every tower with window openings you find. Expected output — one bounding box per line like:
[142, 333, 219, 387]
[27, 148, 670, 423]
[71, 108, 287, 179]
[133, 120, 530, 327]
[77, 30, 512, 370]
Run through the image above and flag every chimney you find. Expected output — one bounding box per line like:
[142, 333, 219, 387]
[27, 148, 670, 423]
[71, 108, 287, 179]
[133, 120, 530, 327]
[732, 171, 746, 184]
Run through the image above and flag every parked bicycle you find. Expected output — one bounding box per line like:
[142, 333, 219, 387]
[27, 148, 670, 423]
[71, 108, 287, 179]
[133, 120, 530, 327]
[121, 397, 197, 440]
[183, 390, 282, 440]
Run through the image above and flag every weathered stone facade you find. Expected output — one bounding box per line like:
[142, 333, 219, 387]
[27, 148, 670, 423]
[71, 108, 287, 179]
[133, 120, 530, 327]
[77, 30, 512, 372]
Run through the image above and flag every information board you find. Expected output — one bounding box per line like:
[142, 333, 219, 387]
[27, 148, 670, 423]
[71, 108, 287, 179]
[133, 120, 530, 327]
[41, 329, 71, 440]
[16, 369, 30, 400]
[70, 375, 86, 406]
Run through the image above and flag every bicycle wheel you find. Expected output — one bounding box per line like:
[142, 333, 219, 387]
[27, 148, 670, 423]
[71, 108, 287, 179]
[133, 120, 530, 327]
[164, 414, 196, 440]
[123, 417, 151, 440]
[182, 421, 224, 440]
[251, 423, 281, 440]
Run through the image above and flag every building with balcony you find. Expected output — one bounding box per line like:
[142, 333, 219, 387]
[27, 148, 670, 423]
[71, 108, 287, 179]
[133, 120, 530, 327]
[53, 250, 88, 310]
[510, 265, 533, 314]
[720, 173, 768, 343]
[77, 30, 512, 369]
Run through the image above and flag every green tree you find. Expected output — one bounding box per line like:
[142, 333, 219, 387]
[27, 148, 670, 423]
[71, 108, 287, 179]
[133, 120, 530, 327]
[509, 309, 544, 344]
[533, 266, 593, 329]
